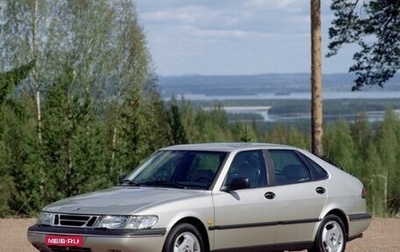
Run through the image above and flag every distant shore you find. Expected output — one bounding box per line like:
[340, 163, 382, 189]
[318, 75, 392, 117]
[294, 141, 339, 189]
[164, 91, 400, 101]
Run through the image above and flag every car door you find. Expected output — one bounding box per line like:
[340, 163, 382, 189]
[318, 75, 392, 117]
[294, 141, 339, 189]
[212, 150, 279, 250]
[267, 149, 328, 244]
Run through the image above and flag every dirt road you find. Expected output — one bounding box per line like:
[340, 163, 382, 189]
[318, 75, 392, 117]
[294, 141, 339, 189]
[1, 218, 399, 251]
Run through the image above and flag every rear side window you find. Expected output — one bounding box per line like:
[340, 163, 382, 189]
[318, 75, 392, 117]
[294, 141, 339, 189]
[268, 150, 311, 185]
[300, 154, 328, 179]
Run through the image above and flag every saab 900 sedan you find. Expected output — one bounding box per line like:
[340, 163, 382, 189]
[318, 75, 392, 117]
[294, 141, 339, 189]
[27, 143, 371, 252]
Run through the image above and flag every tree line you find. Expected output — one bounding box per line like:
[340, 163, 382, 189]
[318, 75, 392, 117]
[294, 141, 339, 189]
[1, 0, 399, 218]
[2, 75, 400, 218]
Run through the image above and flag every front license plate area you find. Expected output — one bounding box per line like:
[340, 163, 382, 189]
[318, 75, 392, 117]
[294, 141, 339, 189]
[45, 235, 83, 247]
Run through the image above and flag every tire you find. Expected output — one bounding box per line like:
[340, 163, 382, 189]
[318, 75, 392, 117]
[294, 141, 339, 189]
[162, 223, 206, 252]
[309, 215, 347, 252]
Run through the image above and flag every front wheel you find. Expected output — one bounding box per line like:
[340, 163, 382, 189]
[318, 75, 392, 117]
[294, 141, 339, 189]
[309, 215, 347, 252]
[162, 223, 206, 252]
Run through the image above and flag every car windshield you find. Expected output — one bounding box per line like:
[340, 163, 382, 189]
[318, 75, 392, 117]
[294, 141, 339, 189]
[122, 150, 227, 190]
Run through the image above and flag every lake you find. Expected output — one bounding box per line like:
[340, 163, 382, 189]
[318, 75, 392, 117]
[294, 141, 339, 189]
[172, 91, 400, 101]
[178, 91, 400, 122]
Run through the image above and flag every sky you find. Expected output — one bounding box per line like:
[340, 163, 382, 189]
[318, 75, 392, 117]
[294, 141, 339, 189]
[135, 0, 358, 76]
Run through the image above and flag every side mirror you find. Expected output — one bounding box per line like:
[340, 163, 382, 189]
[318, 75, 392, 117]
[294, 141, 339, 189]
[118, 174, 127, 184]
[222, 177, 250, 192]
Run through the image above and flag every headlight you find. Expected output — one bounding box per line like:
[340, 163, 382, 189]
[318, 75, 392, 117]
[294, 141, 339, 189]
[96, 215, 158, 230]
[125, 215, 158, 229]
[97, 216, 128, 229]
[37, 212, 54, 226]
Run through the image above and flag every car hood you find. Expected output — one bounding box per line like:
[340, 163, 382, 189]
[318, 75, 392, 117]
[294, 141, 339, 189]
[43, 186, 204, 215]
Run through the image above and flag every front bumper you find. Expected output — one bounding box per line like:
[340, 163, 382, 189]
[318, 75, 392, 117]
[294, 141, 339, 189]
[27, 225, 167, 252]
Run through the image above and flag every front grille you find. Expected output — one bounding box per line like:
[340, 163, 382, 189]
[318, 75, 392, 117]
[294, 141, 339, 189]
[49, 246, 92, 252]
[54, 214, 99, 227]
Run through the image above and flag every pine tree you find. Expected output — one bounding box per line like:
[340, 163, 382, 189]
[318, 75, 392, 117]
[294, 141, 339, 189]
[230, 122, 257, 142]
[350, 111, 374, 188]
[2, 98, 43, 216]
[364, 141, 385, 216]
[0, 60, 35, 138]
[264, 124, 289, 145]
[0, 0, 166, 215]
[286, 126, 310, 150]
[323, 119, 356, 173]
[328, 0, 400, 89]
[375, 108, 400, 215]
[165, 96, 188, 145]
[180, 97, 200, 143]
[0, 60, 36, 216]
[194, 105, 232, 143]
[40, 68, 108, 200]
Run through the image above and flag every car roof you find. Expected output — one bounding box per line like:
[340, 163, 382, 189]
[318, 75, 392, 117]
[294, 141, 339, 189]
[160, 142, 295, 152]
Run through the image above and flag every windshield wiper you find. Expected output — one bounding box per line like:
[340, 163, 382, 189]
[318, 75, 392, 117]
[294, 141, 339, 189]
[141, 180, 186, 189]
[120, 179, 141, 187]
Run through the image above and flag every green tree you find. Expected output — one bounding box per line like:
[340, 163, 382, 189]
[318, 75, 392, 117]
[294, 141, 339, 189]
[328, 0, 400, 89]
[165, 96, 188, 145]
[180, 97, 200, 143]
[2, 0, 116, 141]
[2, 98, 42, 216]
[116, 86, 150, 174]
[349, 111, 374, 192]
[0, 108, 19, 216]
[141, 81, 169, 152]
[323, 119, 356, 173]
[264, 125, 309, 149]
[194, 105, 232, 143]
[364, 141, 385, 216]
[1, 0, 161, 215]
[100, 0, 166, 175]
[230, 122, 257, 142]
[0, 60, 35, 106]
[2, 0, 53, 142]
[0, 60, 35, 138]
[40, 68, 108, 201]
[286, 126, 310, 150]
[264, 124, 288, 144]
[350, 111, 373, 160]
[375, 108, 400, 215]
[0, 60, 35, 216]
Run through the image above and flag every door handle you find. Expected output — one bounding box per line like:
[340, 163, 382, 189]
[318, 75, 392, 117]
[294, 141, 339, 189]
[264, 191, 276, 199]
[316, 187, 326, 194]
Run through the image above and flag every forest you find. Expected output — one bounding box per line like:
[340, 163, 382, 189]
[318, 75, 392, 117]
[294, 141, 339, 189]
[0, 0, 400, 218]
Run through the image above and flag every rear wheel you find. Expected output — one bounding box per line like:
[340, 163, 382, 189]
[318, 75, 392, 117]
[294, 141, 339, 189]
[162, 223, 205, 252]
[309, 215, 346, 252]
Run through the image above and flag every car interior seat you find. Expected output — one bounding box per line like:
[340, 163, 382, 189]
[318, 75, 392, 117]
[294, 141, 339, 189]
[282, 164, 311, 184]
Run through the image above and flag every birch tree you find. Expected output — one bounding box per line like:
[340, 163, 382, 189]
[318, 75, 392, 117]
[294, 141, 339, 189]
[1, 0, 164, 208]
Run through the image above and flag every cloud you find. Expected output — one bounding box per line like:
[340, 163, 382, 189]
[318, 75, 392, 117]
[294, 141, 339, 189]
[135, 0, 353, 75]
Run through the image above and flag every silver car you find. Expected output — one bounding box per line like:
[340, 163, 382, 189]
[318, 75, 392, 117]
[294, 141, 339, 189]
[28, 143, 371, 252]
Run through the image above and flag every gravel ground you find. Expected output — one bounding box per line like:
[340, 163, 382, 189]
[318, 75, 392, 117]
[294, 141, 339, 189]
[1, 218, 399, 251]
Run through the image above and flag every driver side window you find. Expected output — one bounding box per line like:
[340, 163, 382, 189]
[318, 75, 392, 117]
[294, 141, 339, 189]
[226, 150, 267, 189]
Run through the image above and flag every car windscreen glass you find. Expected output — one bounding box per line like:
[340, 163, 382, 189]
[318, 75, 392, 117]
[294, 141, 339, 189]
[126, 150, 227, 189]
